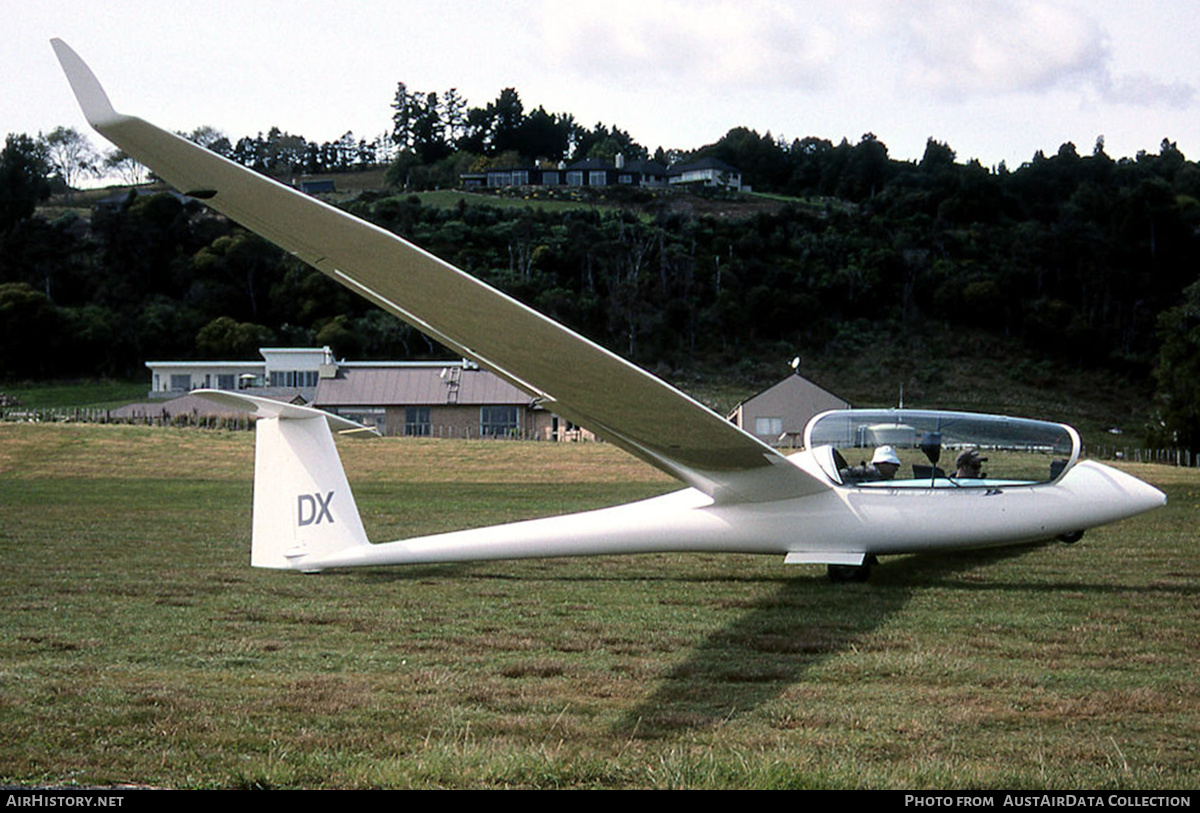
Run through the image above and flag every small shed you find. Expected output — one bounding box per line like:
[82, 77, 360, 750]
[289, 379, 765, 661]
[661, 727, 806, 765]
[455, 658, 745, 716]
[729, 374, 849, 447]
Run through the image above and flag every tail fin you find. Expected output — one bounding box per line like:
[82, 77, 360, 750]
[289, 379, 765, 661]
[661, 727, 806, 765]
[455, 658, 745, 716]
[192, 390, 374, 569]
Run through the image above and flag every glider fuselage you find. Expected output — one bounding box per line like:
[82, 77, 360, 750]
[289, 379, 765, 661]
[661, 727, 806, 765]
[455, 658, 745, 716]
[291, 450, 1164, 571]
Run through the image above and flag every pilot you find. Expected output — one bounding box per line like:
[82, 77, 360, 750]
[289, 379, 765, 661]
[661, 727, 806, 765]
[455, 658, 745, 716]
[955, 448, 987, 479]
[841, 445, 901, 483]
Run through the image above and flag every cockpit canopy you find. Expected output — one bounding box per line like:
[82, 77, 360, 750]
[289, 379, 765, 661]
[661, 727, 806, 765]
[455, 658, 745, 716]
[803, 409, 1081, 488]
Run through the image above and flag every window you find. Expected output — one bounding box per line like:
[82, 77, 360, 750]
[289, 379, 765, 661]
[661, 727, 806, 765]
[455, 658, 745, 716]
[542, 171, 559, 186]
[589, 171, 607, 186]
[511, 170, 529, 186]
[217, 374, 235, 390]
[405, 407, 431, 437]
[335, 408, 385, 433]
[170, 374, 191, 391]
[480, 406, 520, 437]
[619, 174, 633, 185]
[269, 370, 318, 387]
[755, 417, 783, 436]
[566, 171, 583, 186]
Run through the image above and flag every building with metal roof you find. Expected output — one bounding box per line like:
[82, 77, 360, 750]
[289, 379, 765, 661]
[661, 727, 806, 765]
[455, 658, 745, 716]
[728, 373, 849, 447]
[313, 361, 573, 439]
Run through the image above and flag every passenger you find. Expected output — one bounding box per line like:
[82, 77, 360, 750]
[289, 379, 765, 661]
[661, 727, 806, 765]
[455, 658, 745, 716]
[841, 445, 901, 483]
[870, 445, 901, 480]
[955, 448, 986, 479]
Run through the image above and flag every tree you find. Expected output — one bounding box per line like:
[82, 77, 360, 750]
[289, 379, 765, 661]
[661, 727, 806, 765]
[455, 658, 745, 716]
[457, 105, 496, 154]
[441, 88, 467, 144]
[184, 126, 233, 157]
[104, 149, 149, 186]
[391, 82, 414, 148]
[410, 92, 451, 163]
[0, 282, 59, 377]
[836, 133, 892, 201]
[195, 316, 276, 359]
[697, 127, 788, 190]
[0, 133, 52, 233]
[574, 123, 646, 162]
[1152, 278, 1200, 451]
[513, 107, 574, 161]
[491, 88, 525, 154]
[41, 126, 98, 200]
[918, 138, 956, 172]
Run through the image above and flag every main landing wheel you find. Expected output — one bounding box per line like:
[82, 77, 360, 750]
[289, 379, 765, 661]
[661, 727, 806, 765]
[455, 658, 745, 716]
[827, 556, 876, 583]
[1057, 530, 1085, 544]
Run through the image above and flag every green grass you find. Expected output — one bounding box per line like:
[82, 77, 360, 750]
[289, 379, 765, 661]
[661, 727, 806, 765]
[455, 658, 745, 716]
[0, 423, 1196, 788]
[0, 379, 147, 410]
[411, 189, 604, 214]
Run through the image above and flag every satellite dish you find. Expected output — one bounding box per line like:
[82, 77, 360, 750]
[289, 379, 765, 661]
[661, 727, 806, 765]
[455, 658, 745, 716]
[790, 356, 801, 372]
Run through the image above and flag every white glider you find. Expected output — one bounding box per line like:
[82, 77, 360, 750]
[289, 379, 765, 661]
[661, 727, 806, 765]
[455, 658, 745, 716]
[53, 40, 1165, 580]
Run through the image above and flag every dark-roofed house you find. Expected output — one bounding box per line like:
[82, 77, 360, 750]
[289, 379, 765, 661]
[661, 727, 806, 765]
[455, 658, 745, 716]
[314, 360, 587, 440]
[473, 154, 670, 190]
[729, 373, 849, 447]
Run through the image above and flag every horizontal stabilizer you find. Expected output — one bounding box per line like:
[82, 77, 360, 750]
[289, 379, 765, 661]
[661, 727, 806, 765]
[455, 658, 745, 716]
[191, 389, 377, 435]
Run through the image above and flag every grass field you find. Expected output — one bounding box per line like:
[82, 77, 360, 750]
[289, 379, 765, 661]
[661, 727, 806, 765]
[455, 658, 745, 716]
[0, 380, 147, 410]
[1, 423, 1196, 789]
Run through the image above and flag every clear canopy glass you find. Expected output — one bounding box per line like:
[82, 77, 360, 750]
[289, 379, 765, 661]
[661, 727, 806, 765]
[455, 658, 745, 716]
[802, 409, 1080, 488]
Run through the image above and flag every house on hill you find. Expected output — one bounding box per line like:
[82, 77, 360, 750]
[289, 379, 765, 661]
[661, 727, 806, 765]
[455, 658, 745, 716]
[469, 154, 669, 190]
[667, 157, 743, 191]
[729, 373, 849, 447]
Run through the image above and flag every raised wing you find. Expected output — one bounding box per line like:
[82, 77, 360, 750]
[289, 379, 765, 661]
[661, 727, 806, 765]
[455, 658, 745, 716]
[53, 39, 828, 503]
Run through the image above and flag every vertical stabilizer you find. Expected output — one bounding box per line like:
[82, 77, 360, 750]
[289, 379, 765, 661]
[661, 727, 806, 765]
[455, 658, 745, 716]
[187, 390, 373, 570]
[251, 414, 370, 569]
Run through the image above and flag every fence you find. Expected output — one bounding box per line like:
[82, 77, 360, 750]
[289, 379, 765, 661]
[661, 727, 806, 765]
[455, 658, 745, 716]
[0, 407, 559, 441]
[1082, 445, 1197, 467]
[0, 406, 255, 431]
[2, 408, 1196, 462]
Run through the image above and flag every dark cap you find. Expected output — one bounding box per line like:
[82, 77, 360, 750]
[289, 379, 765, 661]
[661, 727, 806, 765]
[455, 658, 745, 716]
[956, 448, 987, 469]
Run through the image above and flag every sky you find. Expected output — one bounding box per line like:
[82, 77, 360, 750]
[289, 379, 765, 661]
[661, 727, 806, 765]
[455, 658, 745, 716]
[6, 0, 1198, 171]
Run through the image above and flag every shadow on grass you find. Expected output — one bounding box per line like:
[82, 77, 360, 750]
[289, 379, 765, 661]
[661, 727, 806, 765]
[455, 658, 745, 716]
[613, 543, 1042, 739]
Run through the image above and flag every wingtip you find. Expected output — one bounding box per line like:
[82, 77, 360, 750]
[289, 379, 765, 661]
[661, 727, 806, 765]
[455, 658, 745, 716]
[50, 39, 121, 128]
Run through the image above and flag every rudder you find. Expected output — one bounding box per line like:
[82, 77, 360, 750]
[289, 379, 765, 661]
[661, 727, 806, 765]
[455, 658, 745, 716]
[251, 414, 370, 569]
[190, 390, 373, 570]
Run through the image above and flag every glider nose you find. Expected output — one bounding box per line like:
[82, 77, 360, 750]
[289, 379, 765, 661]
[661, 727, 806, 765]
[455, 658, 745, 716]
[1100, 462, 1167, 516]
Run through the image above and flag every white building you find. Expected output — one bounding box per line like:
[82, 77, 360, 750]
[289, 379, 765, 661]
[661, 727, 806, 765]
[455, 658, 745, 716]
[146, 347, 337, 401]
[666, 157, 743, 191]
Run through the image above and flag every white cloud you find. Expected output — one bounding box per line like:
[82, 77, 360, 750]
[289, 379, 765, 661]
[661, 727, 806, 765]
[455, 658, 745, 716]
[898, 0, 1110, 97]
[540, 1, 837, 89]
[888, 0, 1194, 110]
[1101, 73, 1195, 110]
